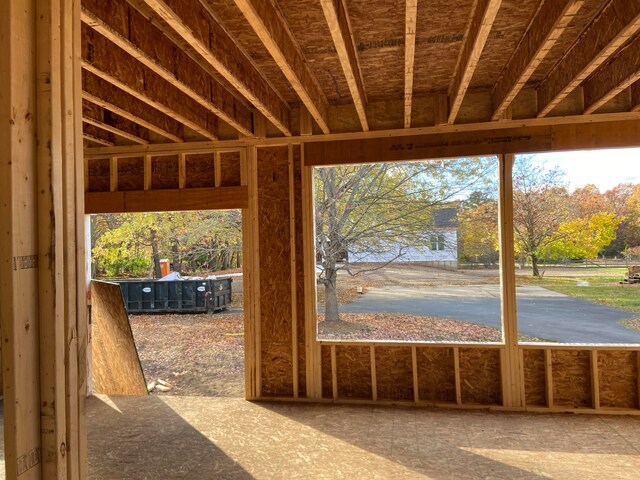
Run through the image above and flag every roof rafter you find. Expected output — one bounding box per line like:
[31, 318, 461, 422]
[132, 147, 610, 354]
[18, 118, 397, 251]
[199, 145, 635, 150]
[492, 0, 584, 121]
[404, 0, 418, 128]
[584, 35, 640, 114]
[83, 100, 150, 145]
[232, 0, 330, 134]
[82, 0, 253, 136]
[537, 0, 640, 117]
[448, 0, 502, 124]
[82, 25, 219, 140]
[320, 0, 369, 132]
[82, 70, 185, 143]
[141, 0, 292, 136]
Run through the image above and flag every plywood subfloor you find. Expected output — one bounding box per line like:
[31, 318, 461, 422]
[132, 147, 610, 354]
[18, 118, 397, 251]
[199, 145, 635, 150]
[86, 395, 640, 479]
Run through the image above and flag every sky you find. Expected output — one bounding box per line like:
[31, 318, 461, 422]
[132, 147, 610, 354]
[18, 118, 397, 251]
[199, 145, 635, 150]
[528, 147, 640, 193]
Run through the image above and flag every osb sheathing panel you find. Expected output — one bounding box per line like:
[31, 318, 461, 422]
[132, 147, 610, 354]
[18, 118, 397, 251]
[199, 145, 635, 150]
[336, 346, 372, 399]
[598, 351, 639, 409]
[375, 346, 414, 401]
[522, 349, 547, 407]
[151, 155, 179, 190]
[552, 350, 592, 408]
[293, 145, 306, 397]
[347, 0, 404, 101]
[471, 0, 539, 89]
[220, 151, 242, 187]
[91, 281, 147, 396]
[277, 0, 351, 103]
[321, 345, 332, 399]
[185, 153, 215, 189]
[84, 122, 116, 145]
[87, 158, 110, 192]
[117, 157, 145, 191]
[258, 146, 294, 397]
[528, 0, 610, 85]
[459, 348, 502, 405]
[417, 348, 456, 403]
[413, 0, 472, 95]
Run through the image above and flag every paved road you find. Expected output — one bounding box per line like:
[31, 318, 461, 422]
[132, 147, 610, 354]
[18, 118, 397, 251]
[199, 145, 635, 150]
[340, 285, 640, 343]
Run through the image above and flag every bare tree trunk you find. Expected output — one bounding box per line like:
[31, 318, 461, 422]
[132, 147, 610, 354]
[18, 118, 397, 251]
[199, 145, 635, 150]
[531, 254, 540, 277]
[323, 270, 340, 322]
[171, 243, 182, 274]
[150, 230, 161, 278]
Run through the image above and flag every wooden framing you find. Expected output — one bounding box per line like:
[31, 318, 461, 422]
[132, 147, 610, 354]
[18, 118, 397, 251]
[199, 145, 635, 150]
[404, 0, 418, 128]
[448, 0, 502, 124]
[140, 0, 292, 136]
[491, 0, 584, 120]
[233, 0, 330, 134]
[537, 0, 640, 117]
[320, 0, 369, 131]
[81, 0, 254, 136]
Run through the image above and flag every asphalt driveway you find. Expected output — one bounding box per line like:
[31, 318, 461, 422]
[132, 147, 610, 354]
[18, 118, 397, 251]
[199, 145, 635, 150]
[340, 285, 640, 343]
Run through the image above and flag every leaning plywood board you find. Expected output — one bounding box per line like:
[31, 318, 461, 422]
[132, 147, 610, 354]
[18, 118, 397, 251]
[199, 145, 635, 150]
[91, 280, 147, 395]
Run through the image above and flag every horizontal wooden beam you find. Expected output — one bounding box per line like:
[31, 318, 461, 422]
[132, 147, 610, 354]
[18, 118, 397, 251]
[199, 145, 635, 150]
[81, 0, 253, 136]
[538, 0, 640, 117]
[85, 186, 248, 213]
[448, 0, 502, 123]
[141, 0, 291, 136]
[83, 100, 149, 145]
[305, 118, 640, 166]
[232, 0, 330, 134]
[320, 0, 369, 131]
[82, 70, 184, 143]
[82, 25, 219, 140]
[492, 0, 584, 120]
[83, 111, 640, 159]
[584, 35, 640, 114]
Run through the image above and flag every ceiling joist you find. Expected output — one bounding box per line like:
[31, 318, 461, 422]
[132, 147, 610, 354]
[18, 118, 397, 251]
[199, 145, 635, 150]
[83, 100, 150, 145]
[82, 0, 253, 136]
[140, 0, 292, 136]
[404, 0, 418, 128]
[491, 0, 584, 121]
[584, 35, 640, 114]
[82, 25, 219, 140]
[448, 0, 502, 124]
[83, 127, 116, 147]
[320, 0, 369, 132]
[537, 0, 640, 117]
[232, 0, 330, 134]
[82, 70, 185, 143]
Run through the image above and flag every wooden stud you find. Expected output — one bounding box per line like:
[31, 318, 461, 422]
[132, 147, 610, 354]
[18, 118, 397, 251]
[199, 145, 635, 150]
[233, 0, 330, 134]
[81, 0, 254, 136]
[178, 153, 186, 189]
[584, 35, 640, 114]
[411, 346, 419, 402]
[545, 349, 554, 408]
[591, 350, 600, 409]
[370, 345, 378, 401]
[288, 144, 299, 398]
[404, 0, 418, 128]
[537, 0, 640, 117]
[331, 345, 338, 400]
[143, 155, 152, 191]
[141, 0, 291, 136]
[300, 104, 314, 136]
[518, 348, 527, 406]
[491, 0, 584, 120]
[453, 347, 462, 405]
[499, 153, 522, 407]
[214, 152, 222, 188]
[448, 0, 502, 123]
[319, 0, 369, 131]
[109, 157, 118, 192]
[301, 155, 321, 399]
[253, 112, 267, 139]
[434, 94, 448, 126]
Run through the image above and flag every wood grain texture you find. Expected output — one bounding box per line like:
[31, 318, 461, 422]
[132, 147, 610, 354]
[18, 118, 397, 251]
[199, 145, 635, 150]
[459, 348, 502, 405]
[552, 350, 592, 408]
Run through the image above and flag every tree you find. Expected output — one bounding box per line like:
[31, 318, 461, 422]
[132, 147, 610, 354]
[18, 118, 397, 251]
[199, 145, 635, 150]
[512, 156, 570, 277]
[315, 157, 497, 322]
[457, 200, 499, 265]
[542, 212, 621, 260]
